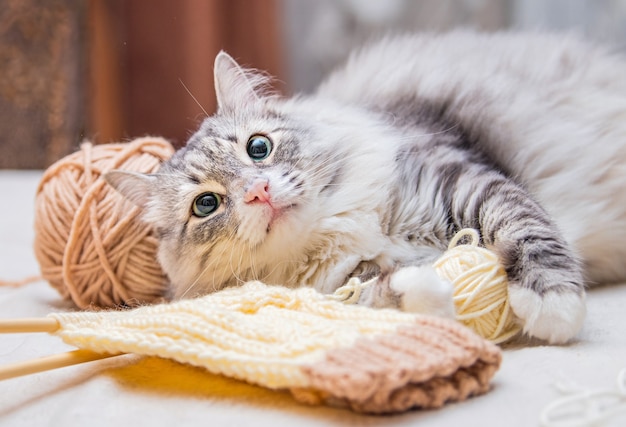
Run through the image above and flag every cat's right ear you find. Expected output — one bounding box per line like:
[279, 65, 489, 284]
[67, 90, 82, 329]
[213, 51, 263, 111]
[104, 170, 156, 208]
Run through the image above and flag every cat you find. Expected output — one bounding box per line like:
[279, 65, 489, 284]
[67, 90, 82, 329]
[106, 31, 626, 344]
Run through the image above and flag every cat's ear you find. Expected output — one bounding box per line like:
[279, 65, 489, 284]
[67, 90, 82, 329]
[104, 170, 156, 208]
[213, 51, 264, 111]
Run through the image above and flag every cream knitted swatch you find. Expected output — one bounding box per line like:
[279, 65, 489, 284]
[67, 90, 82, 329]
[49, 281, 501, 413]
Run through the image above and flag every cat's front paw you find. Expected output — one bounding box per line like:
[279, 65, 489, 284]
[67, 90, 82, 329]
[508, 286, 586, 344]
[390, 265, 456, 318]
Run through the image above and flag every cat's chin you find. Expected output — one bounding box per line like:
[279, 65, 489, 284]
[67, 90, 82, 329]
[241, 202, 301, 249]
[266, 203, 297, 233]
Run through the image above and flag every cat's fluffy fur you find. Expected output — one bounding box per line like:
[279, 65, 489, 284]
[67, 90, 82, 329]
[107, 31, 626, 344]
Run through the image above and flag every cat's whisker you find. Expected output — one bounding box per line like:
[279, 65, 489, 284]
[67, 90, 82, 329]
[306, 181, 361, 190]
[246, 244, 256, 281]
[259, 258, 303, 284]
[237, 239, 251, 284]
[288, 148, 338, 174]
[214, 230, 245, 290]
[215, 231, 240, 286]
[250, 232, 264, 282]
[179, 256, 213, 300]
[227, 234, 248, 286]
[299, 161, 345, 187]
[181, 245, 228, 299]
[249, 242, 263, 282]
[211, 232, 239, 290]
[397, 122, 462, 141]
[180, 229, 238, 299]
[179, 78, 210, 117]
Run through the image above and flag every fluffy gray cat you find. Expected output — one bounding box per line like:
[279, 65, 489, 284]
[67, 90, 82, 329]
[106, 31, 626, 344]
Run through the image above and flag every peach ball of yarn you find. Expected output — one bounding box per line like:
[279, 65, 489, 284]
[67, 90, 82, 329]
[33, 137, 175, 309]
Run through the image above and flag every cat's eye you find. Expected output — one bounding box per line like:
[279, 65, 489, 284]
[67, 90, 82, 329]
[246, 135, 273, 161]
[192, 192, 221, 217]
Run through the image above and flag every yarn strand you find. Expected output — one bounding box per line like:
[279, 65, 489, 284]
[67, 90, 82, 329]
[0, 276, 42, 288]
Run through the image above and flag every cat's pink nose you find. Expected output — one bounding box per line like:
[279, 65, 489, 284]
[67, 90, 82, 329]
[244, 178, 271, 204]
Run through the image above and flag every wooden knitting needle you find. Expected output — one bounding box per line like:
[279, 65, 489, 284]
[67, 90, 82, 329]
[0, 349, 119, 381]
[0, 317, 60, 333]
[0, 318, 121, 380]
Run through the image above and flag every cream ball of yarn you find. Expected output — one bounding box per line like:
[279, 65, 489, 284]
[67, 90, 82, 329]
[334, 229, 521, 344]
[433, 229, 522, 343]
[33, 137, 174, 309]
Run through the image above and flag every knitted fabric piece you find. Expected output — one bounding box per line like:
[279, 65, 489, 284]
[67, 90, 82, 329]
[49, 281, 501, 413]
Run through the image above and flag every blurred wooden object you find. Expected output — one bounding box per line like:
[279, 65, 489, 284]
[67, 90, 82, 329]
[89, 0, 284, 148]
[88, 0, 128, 146]
[0, 0, 283, 169]
[0, 0, 86, 169]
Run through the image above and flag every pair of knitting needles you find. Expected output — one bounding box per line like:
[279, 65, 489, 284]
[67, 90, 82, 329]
[0, 318, 118, 381]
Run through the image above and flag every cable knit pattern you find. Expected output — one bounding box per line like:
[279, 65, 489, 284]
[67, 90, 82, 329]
[49, 281, 501, 413]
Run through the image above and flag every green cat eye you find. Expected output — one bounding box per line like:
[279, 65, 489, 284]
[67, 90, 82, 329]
[246, 135, 273, 161]
[192, 192, 221, 217]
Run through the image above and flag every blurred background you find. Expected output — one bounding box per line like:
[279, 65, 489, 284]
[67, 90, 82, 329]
[2, 0, 626, 169]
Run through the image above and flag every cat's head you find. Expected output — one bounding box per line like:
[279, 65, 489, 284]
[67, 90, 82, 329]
[106, 52, 393, 298]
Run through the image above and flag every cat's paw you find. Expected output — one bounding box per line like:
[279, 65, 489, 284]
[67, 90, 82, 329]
[508, 286, 586, 344]
[390, 265, 456, 318]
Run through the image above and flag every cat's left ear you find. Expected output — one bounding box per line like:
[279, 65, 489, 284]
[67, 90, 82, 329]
[104, 170, 157, 209]
[214, 51, 263, 111]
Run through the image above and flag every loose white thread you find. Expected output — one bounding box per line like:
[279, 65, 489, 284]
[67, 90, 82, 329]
[328, 277, 376, 304]
[540, 369, 626, 427]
